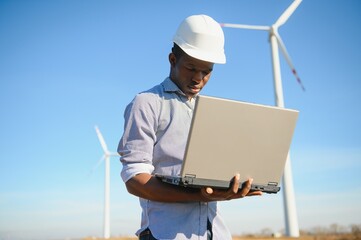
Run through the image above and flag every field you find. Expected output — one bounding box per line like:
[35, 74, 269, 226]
[82, 224, 361, 240]
[83, 234, 360, 240]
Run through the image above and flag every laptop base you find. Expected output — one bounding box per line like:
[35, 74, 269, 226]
[156, 175, 280, 194]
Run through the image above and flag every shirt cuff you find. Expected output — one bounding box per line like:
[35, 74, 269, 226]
[121, 162, 155, 183]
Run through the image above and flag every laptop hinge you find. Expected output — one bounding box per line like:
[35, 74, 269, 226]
[183, 174, 196, 186]
[268, 182, 278, 186]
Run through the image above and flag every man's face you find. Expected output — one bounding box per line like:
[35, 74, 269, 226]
[169, 52, 214, 99]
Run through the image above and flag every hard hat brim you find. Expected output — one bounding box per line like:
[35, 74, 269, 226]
[173, 38, 226, 64]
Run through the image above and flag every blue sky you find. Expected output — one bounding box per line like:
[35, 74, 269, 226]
[1, 0, 360, 239]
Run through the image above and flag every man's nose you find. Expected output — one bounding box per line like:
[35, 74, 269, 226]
[192, 71, 204, 82]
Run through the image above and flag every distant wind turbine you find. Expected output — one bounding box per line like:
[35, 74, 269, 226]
[221, 0, 303, 237]
[94, 125, 119, 239]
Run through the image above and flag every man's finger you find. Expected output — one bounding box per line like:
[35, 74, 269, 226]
[247, 190, 263, 196]
[206, 187, 213, 194]
[232, 174, 240, 193]
[240, 178, 253, 197]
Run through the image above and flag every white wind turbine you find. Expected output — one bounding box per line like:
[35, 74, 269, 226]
[221, 0, 304, 237]
[94, 125, 119, 239]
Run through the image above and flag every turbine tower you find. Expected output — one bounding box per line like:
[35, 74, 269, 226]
[221, 0, 304, 237]
[94, 125, 119, 239]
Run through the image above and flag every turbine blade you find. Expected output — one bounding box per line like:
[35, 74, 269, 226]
[274, 32, 306, 91]
[220, 23, 270, 31]
[109, 152, 119, 157]
[88, 155, 105, 177]
[274, 0, 302, 27]
[95, 125, 109, 153]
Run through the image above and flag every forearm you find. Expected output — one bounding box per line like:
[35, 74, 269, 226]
[125, 173, 263, 203]
[125, 173, 207, 203]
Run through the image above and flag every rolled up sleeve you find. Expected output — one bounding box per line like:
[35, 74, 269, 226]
[120, 150, 155, 183]
[118, 94, 158, 183]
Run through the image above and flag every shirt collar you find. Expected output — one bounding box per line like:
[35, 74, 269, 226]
[162, 77, 181, 93]
[162, 77, 198, 100]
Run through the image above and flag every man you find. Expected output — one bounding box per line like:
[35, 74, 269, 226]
[118, 15, 262, 240]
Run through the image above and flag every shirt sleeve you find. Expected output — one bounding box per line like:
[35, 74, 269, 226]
[118, 93, 159, 182]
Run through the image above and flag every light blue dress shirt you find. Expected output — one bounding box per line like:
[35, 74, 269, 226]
[118, 78, 232, 240]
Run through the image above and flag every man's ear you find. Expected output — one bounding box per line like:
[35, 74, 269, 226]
[169, 53, 177, 67]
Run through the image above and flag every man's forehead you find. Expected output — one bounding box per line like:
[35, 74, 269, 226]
[182, 55, 214, 70]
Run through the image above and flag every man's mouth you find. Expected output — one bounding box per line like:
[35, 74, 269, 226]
[189, 85, 201, 93]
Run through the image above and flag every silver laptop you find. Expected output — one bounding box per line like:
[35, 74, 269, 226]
[157, 95, 299, 194]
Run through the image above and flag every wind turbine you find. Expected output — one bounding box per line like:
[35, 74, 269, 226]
[94, 125, 119, 239]
[221, 0, 304, 237]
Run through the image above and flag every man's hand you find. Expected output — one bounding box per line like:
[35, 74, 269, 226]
[200, 174, 262, 201]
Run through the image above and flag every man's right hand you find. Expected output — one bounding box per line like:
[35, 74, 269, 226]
[200, 174, 262, 202]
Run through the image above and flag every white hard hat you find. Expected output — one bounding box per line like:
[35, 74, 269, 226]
[173, 15, 226, 64]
